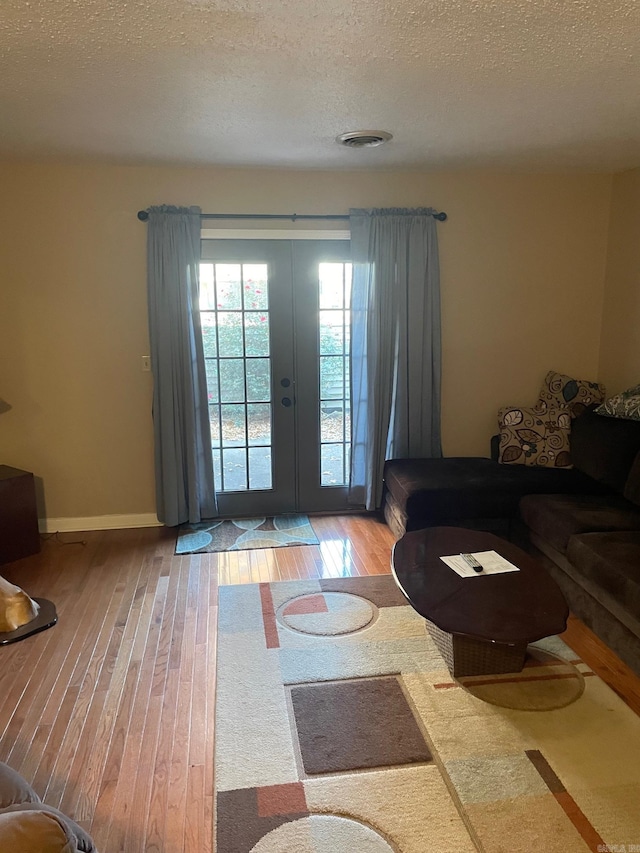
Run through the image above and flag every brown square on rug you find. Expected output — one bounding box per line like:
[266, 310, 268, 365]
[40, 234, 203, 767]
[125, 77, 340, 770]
[289, 676, 432, 775]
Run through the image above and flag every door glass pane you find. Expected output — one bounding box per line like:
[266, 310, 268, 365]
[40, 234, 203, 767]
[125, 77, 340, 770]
[319, 263, 346, 309]
[201, 262, 273, 493]
[217, 312, 244, 357]
[209, 405, 221, 448]
[320, 356, 345, 399]
[215, 265, 243, 309]
[221, 404, 246, 446]
[319, 263, 352, 487]
[212, 449, 222, 492]
[222, 447, 247, 491]
[200, 264, 216, 310]
[320, 400, 349, 443]
[205, 360, 219, 404]
[319, 311, 344, 353]
[321, 444, 344, 486]
[246, 358, 271, 402]
[249, 446, 272, 489]
[219, 359, 246, 403]
[201, 312, 217, 357]
[247, 403, 271, 446]
[244, 312, 270, 357]
[243, 266, 269, 310]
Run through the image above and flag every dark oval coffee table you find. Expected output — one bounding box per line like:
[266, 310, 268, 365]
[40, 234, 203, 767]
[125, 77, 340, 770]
[392, 526, 569, 677]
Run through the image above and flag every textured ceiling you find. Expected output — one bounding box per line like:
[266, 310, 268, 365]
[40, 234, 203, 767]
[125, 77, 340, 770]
[1, 0, 639, 170]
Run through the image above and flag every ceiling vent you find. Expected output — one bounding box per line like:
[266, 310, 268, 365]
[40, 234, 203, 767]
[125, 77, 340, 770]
[336, 130, 393, 148]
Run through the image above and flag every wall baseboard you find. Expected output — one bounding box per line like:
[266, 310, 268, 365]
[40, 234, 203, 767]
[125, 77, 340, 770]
[39, 513, 162, 533]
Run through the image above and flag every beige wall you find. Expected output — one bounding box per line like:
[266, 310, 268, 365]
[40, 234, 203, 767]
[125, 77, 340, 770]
[599, 167, 640, 394]
[0, 162, 611, 523]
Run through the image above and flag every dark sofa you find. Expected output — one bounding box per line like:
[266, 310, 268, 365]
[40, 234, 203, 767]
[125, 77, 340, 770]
[382, 410, 622, 538]
[519, 412, 640, 676]
[382, 409, 640, 674]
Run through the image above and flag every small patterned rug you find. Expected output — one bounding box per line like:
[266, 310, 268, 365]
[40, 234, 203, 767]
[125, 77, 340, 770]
[175, 514, 319, 554]
[216, 574, 640, 853]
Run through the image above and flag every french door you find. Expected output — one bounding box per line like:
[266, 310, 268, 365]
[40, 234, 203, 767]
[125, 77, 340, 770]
[199, 238, 352, 516]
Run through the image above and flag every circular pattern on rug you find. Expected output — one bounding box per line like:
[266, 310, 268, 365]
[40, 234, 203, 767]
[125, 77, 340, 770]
[250, 815, 395, 852]
[277, 592, 376, 636]
[175, 530, 213, 552]
[457, 645, 585, 710]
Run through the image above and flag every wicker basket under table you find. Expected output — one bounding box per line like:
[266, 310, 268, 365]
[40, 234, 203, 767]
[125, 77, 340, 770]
[425, 618, 527, 678]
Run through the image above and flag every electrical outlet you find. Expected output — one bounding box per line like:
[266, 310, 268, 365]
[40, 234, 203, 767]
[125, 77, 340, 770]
[142, 356, 151, 372]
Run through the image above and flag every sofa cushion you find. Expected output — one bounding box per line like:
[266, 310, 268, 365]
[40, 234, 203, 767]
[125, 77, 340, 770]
[0, 804, 96, 853]
[596, 382, 640, 422]
[567, 531, 640, 633]
[498, 406, 572, 468]
[570, 409, 640, 493]
[0, 764, 95, 853]
[624, 453, 640, 508]
[535, 370, 606, 418]
[383, 457, 611, 526]
[520, 494, 640, 553]
[0, 761, 40, 808]
[0, 810, 74, 853]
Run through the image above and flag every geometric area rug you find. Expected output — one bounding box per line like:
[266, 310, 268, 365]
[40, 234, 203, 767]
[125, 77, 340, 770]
[175, 513, 319, 554]
[216, 574, 640, 852]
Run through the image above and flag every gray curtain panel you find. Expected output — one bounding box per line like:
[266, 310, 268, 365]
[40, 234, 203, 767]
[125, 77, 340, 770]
[146, 205, 217, 526]
[349, 208, 442, 510]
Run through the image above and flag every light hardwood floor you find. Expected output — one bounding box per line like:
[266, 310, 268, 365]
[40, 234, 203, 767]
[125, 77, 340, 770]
[1, 514, 639, 852]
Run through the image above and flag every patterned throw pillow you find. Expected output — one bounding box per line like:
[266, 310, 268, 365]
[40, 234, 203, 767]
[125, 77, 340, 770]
[498, 406, 573, 468]
[535, 370, 606, 418]
[596, 383, 640, 422]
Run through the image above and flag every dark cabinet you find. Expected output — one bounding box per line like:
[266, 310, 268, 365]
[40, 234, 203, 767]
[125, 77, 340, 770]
[0, 466, 41, 565]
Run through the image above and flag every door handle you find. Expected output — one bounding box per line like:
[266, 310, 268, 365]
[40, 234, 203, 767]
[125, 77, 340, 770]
[280, 377, 291, 387]
[281, 396, 293, 407]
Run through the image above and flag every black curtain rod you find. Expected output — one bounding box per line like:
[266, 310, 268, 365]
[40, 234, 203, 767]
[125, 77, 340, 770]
[137, 209, 447, 222]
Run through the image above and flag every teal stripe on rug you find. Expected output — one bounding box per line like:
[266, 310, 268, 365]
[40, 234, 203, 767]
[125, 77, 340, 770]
[175, 513, 319, 554]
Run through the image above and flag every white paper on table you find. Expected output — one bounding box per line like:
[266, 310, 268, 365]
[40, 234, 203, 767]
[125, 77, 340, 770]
[439, 550, 520, 578]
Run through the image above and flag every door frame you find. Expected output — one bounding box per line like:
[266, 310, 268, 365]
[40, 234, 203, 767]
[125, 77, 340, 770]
[199, 239, 297, 517]
[293, 240, 353, 512]
[200, 233, 353, 516]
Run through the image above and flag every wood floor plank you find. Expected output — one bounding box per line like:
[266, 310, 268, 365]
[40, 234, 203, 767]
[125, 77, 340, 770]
[32, 553, 139, 792]
[144, 556, 187, 852]
[70, 532, 153, 824]
[145, 667, 180, 853]
[0, 514, 638, 853]
[57, 689, 109, 819]
[185, 763, 205, 852]
[101, 568, 169, 853]
[560, 615, 640, 716]
[274, 547, 297, 581]
[124, 694, 163, 852]
[165, 558, 199, 852]
[122, 595, 171, 853]
[55, 555, 162, 817]
[204, 604, 218, 814]
[90, 555, 165, 846]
